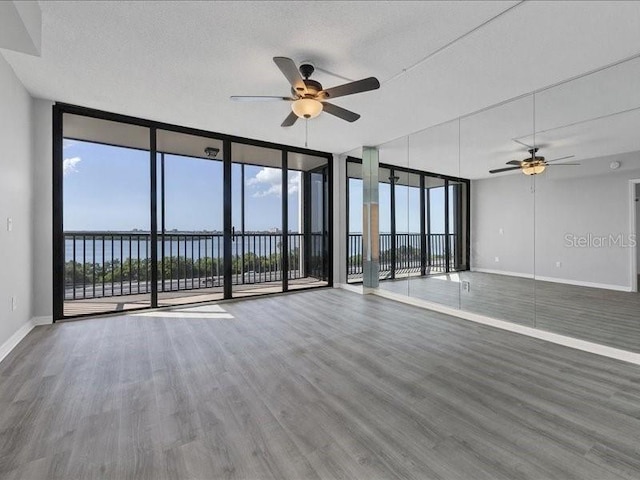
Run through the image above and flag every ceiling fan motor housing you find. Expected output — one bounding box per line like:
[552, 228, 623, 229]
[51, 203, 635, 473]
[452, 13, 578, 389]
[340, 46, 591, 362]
[524, 148, 544, 163]
[292, 79, 323, 97]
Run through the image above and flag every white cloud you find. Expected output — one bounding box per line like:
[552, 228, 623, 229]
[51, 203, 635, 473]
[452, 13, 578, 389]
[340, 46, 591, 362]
[63, 157, 82, 176]
[248, 168, 300, 198]
[288, 172, 300, 195]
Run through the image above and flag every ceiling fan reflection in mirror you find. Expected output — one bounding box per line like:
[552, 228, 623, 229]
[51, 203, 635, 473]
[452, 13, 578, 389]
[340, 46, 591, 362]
[489, 148, 579, 175]
[231, 57, 380, 127]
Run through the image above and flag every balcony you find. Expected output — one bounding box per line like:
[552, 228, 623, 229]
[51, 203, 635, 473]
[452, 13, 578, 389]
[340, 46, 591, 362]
[64, 231, 327, 316]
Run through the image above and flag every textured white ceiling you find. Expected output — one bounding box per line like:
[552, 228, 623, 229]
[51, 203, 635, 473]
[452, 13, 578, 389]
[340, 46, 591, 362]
[3, 1, 640, 158]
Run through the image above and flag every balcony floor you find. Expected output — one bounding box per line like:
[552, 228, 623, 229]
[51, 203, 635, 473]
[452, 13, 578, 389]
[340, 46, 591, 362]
[63, 277, 327, 317]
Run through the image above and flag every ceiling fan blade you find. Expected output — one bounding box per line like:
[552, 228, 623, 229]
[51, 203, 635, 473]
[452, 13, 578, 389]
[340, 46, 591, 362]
[281, 111, 298, 127]
[546, 155, 575, 163]
[546, 163, 581, 166]
[506, 160, 522, 166]
[321, 77, 380, 99]
[230, 96, 293, 102]
[513, 139, 534, 149]
[273, 57, 307, 94]
[489, 166, 522, 174]
[322, 102, 361, 122]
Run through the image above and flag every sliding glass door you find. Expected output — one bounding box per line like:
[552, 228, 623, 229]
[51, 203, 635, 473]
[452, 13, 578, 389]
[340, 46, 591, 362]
[156, 130, 225, 306]
[62, 114, 152, 317]
[231, 143, 284, 297]
[54, 105, 333, 320]
[289, 152, 330, 289]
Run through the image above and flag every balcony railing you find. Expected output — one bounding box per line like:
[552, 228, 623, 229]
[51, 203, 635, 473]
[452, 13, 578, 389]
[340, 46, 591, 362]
[64, 231, 326, 300]
[347, 233, 461, 282]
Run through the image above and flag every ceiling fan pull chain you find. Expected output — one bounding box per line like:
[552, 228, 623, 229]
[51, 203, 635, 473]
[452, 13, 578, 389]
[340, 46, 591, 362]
[305, 118, 308, 148]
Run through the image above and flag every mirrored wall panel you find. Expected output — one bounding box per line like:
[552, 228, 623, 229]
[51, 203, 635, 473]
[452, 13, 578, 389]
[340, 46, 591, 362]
[369, 54, 640, 354]
[459, 95, 535, 327]
[532, 56, 640, 351]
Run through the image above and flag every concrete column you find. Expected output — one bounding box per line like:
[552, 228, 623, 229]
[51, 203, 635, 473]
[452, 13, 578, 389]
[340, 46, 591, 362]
[362, 146, 379, 290]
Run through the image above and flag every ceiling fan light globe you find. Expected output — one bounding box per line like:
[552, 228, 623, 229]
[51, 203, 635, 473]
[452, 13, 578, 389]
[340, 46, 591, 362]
[292, 98, 323, 119]
[522, 163, 546, 175]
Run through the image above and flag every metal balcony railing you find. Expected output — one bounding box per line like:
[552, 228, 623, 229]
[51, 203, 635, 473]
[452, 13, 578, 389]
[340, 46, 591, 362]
[64, 231, 326, 300]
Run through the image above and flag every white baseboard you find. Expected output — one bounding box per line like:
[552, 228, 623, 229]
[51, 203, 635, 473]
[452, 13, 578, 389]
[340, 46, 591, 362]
[32, 315, 53, 326]
[471, 267, 534, 279]
[472, 268, 631, 292]
[533, 275, 632, 292]
[373, 288, 640, 366]
[0, 319, 35, 364]
[0, 315, 53, 365]
[336, 283, 364, 294]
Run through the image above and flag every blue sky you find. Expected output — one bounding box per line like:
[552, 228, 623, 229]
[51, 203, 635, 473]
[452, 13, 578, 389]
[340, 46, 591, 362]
[64, 139, 448, 234]
[63, 140, 301, 232]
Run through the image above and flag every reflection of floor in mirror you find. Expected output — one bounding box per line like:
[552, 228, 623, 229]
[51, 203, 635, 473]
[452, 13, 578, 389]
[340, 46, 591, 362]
[380, 271, 640, 353]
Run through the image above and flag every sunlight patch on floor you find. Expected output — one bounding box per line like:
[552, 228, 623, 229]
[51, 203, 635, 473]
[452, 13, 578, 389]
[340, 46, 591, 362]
[134, 304, 234, 319]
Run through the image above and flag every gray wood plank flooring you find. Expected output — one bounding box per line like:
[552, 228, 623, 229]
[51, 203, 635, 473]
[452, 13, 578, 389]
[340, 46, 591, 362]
[1, 288, 640, 479]
[380, 271, 640, 353]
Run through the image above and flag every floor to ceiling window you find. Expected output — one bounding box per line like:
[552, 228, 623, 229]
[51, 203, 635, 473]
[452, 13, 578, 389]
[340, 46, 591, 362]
[156, 130, 225, 307]
[54, 105, 333, 320]
[61, 114, 152, 317]
[287, 152, 331, 290]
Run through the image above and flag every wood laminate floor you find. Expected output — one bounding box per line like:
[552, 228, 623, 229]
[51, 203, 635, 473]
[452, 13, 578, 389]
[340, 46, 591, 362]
[2, 289, 640, 479]
[380, 271, 640, 353]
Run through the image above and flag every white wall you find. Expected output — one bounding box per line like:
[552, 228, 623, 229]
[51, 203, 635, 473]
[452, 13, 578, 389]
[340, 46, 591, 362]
[472, 151, 640, 290]
[0, 52, 34, 351]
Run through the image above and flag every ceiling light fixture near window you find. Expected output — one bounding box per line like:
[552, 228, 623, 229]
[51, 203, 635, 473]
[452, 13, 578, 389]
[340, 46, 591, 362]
[292, 98, 323, 119]
[204, 147, 219, 158]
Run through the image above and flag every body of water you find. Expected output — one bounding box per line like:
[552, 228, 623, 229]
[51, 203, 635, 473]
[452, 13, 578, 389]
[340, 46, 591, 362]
[64, 233, 301, 264]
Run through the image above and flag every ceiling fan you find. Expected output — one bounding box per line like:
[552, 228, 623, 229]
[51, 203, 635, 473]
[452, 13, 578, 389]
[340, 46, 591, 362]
[231, 57, 380, 127]
[489, 148, 579, 175]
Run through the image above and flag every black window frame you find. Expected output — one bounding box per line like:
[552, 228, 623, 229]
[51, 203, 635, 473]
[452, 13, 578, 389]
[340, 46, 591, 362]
[53, 103, 334, 321]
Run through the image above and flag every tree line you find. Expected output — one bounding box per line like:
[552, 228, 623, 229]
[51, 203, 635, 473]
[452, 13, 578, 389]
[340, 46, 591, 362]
[65, 250, 304, 285]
